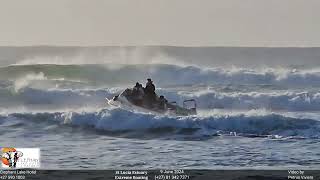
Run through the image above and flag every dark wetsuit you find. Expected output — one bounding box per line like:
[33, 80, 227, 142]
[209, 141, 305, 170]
[145, 82, 155, 94]
[132, 85, 144, 106]
[144, 82, 156, 107]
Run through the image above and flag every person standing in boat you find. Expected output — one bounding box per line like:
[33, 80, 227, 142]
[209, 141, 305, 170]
[145, 78, 155, 93]
[144, 78, 156, 107]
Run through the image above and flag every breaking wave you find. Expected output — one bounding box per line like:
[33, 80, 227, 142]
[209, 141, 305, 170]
[1, 63, 320, 140]
[2, 86, 320, 111]
[1, 64, 320, 87]
[2, 108, 320, 139]
[160, 89, 320, 111]
[13, 72, 47, 92]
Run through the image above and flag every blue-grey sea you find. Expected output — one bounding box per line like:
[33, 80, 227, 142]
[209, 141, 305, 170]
[1, 62, 320, 169]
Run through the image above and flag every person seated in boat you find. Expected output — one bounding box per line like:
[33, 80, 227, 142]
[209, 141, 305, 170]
[137, 83, 145, 105]
[158, 95, 168, 110]
[133, 82, 140, 92]
[132, 82, 144, 106]
[144, 78, 156, 108]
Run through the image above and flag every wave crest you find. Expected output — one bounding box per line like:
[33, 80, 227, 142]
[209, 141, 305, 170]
[1, 64, 320, 87]
[5, 109, 320, 139]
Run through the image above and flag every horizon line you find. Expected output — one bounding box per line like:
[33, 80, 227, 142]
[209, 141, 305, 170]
[0, 45, 320, 48]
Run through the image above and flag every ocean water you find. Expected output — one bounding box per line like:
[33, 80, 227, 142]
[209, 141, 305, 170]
[1, 62, 320, 169]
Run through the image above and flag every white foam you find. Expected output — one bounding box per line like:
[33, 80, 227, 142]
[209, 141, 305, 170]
[4, 108, 319, 139]
[4, 64, 320, 87]
[3, 85, 320, 112]
[14, 72, 47, 92]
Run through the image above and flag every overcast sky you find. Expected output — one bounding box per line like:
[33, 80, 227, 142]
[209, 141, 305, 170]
[0, 0, 319, 46]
